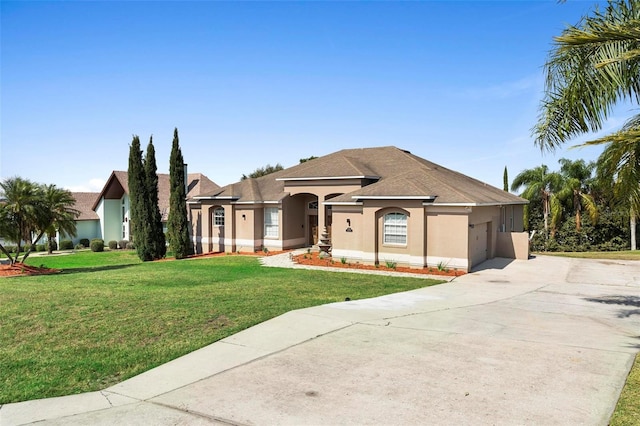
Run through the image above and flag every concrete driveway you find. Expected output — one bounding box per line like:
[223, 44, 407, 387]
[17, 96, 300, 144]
[2, 255, 639, 425]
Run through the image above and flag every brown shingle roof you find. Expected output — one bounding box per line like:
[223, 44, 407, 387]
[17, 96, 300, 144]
[72, 192, 100, 220]
[94, 171, 219, 220]
[199, 146, 527, 206]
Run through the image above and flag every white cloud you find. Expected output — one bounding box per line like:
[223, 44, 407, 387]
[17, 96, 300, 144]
[65, 178, 105, 193]
[456, 74, 542, 101]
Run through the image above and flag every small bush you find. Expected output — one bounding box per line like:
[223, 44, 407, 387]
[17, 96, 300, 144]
[79, 238, 90, 248]
[125, 242, 135, 250]
[340, 257, 347, 264]
[59, 240, 74, 250]
[90, 239, 105, 252]
[118, 240, 129, 249]
[385, 260, 397, 269]
[437, 261, 449, 272]
[75, 244, 85, 250]
[36, 244, 46, 252]
[108, 240, 118, 250]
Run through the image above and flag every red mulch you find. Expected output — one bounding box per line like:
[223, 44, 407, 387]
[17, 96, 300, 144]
[0, 263, 60, 277]
[293, 252, 465, 277]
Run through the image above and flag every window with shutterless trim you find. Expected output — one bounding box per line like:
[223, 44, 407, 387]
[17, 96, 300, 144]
[383, 212, 407, 244]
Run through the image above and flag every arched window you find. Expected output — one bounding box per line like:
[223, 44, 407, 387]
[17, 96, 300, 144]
[213, 207, 225, 226]
[384, 212, 407, 244]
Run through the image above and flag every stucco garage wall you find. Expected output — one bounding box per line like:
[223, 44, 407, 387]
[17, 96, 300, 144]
[426, 206, 470, 271]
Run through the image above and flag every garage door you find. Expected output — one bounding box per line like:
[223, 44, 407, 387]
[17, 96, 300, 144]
[469, 222, 488, 267]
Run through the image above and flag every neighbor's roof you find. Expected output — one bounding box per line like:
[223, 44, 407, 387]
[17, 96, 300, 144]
[196, 146, 527, 206]
[92, 171, 220, 219]
[71, 192, 100, 220]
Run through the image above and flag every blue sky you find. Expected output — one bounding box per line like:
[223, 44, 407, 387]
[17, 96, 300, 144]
[1, 0, 622, 193]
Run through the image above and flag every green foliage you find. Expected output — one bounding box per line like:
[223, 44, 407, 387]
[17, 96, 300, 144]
[241, 163, 284, 180]
[144, 136, 166, 260]
[126, 241, 135, 250]
[385, 260, 397, 269]
[167, 128, 193, 259]
[79, 238, 90, 248]
[534, 0, 640, 151]
[503, 166, 508, 192]
[36, 244, 46, 252]
[118, 240, 129, 249]
[340, 257, 347, 264]
[59, 240, 74, 250]
[437, 261, 449, 272]
[108, 240, 118, 250]
[128, 135, 150, 261]
[90, 239, 104, 252]
[299, 156, 318, 163]
[0, 177, 78, 264]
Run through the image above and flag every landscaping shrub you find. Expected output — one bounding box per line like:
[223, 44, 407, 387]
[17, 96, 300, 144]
[118, 240, 129, 250]
[125, 242, 135, 250]
[79, 238, 90, 248]
[75, 243, 85, 250]
[36, 244, 46, 252]
[59, 240, 74, 250]
[108, 240, 118, 250]
[90, 239, 105, 252]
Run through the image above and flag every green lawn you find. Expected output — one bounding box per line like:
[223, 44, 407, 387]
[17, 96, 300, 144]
[0, 251, 443, 403]
[536, 250, 640, 261]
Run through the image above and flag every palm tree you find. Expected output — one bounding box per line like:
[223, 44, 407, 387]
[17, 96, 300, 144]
[585, 118, 640, 249]
[0, 178, 78, 264]
[556, 158, 599, 232]
[0, 177, 41, 264]
[533, 0, 640, 151]
[511, 165, 563, 238]
[39, 185, 79, 257]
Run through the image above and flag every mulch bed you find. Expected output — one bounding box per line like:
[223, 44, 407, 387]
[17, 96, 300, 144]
[293, 252, 466, 277]
[0, 264, 60, 277]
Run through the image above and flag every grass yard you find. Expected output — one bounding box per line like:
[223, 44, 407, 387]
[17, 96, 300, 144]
[537, 250, 640, 261]
[0, 251, 442, 404]
[610, 353, 640, 426]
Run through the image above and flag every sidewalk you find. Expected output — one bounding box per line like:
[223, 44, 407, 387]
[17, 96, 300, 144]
[2, 255, 638, 425]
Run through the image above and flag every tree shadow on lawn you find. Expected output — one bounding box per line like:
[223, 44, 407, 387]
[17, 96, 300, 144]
[57, 264, 138, 275]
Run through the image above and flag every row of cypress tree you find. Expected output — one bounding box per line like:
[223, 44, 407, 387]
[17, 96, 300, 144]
[127, 128, 192, 261]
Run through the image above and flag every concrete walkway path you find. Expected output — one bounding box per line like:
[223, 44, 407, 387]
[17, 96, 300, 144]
[2, 255, 639, 425]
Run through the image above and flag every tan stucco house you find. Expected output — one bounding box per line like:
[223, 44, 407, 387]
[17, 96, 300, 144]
[189, 146, 529, 271]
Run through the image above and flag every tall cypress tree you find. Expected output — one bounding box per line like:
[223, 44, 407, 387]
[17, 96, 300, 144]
[144, 136, 167, 259]
[167, 128, 193, 259]
[128, 135, 152, 261]
[503, 166, 509, 192]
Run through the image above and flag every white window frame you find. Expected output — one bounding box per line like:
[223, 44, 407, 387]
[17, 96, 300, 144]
[264, 207, 279, 238]
[383, 212, 407, 245]
[213, 207, 225, 226]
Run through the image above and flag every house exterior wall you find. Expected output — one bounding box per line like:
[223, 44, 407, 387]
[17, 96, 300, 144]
[95, 198, 122, 243]
[496, 232, 529, 260]
[425, 206, 471, 271]
[62, 220, 100, 245]
[331, 205, 364, 259]
[189, 206, 203, 253]
[282, 196, 306, 249]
